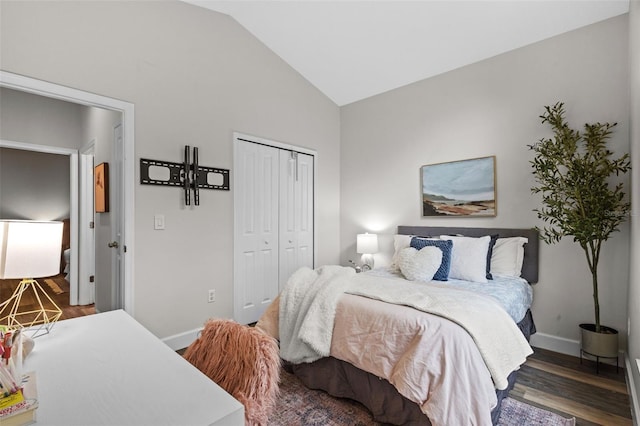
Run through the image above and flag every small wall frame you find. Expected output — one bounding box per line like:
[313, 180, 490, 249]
[95, 162, 109, 213]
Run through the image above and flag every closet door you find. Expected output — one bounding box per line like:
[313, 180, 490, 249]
[234, 141, 279, 325]
[279, 151, 314, 291]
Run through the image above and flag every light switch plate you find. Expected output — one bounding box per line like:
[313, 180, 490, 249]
[154, 214, 165, 230]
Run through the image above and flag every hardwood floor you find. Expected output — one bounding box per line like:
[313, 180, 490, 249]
[0, 274, 95, 323]
[513, 347, 633, 425]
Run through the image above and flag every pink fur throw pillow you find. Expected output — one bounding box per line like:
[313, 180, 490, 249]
[183, 319, 281, 426]
[255, 294, 280, 340]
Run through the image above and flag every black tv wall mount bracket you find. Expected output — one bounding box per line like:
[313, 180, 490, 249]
[140, 145, 230, 206]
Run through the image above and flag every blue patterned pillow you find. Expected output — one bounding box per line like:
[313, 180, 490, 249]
[410, 237, 453, 281]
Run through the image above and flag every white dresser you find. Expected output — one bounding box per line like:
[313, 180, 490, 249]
[23, 310, 244, 425]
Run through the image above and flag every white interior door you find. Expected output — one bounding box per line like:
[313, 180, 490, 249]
[78, 140, 96, 305]
[234, 140, 280, 325]
[279, 151, 314, 290]
[95, 123, 124, 313]
[112, 123, 125, 309]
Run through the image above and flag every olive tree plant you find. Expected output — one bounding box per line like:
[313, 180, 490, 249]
[528, 102, 631, 332]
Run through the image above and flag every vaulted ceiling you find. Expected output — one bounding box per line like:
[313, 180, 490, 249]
[183, 1, 630, 106]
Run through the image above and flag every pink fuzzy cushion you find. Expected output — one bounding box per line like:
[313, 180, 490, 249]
[183, 319, 281, 426]
[255, 295, 280, 340]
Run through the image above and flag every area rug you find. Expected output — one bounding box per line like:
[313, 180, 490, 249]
[269, 369, 575, 426]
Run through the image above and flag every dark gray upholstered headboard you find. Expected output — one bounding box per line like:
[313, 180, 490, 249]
[397, 226, 539, 284]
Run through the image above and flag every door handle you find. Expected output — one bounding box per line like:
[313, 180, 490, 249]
[108, 241, 119, 248]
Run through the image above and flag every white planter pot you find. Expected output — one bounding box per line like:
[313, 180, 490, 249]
[579, 323, 618, 358]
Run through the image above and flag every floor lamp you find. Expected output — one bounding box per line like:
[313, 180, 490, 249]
[0, 220, 64, 337]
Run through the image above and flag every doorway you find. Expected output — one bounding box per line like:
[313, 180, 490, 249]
[0, 71, 136, 315]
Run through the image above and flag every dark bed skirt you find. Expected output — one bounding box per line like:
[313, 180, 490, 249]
[288, 309, 536, 425]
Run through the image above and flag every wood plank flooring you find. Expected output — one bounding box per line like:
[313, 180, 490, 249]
[513, 347, 633, 425]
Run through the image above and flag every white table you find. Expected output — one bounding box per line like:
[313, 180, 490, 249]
[23, 310, 244, 425]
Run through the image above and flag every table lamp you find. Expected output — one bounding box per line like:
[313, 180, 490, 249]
[357, 233, 378, 271]
[0, 220, 64, 337]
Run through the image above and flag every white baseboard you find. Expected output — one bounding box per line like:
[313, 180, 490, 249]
[530, 332, 581, 357]
[625, 354, 640, 426]
[529, 331, 622, 366]
[161, 327, 203, 351]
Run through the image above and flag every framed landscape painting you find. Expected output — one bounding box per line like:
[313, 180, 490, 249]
[421, 156, 496, 217]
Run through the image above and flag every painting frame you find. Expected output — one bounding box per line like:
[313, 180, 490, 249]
[420, 156, 496, 217]
[95, 162, 109, 213]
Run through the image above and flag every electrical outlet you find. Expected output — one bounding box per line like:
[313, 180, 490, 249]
[208, 289, 216, 303]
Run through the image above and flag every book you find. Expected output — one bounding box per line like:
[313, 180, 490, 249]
[0, 371, 37, 426]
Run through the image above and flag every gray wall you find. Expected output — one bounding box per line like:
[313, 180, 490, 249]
[627, 0, 640, 410]
[0, 87, 85, 148]
[0, 88, 81, 221]
[341, 15, 630, 354]
[0, 1, 341, 338]
[0, 148, 70, 221]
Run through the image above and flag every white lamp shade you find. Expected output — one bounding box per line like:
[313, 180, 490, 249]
[0, 220, 64, 279]
[356, 233, 379, 254]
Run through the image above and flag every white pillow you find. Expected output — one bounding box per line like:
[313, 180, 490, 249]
[439, 235, 491, 283]
[390, 234, 414, 272]
[397, 247, 443, 282]
[490, 237, 528, 277]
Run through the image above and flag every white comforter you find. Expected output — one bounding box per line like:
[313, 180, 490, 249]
[278, 265, 356, 363]
[346, 272, 533, 390]
[270, 266, 533, 426]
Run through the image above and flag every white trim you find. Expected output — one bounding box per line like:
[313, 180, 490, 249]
[161, 327, 203, 351]
[626, 354, 640, 426]
[530, 332, 581, 357]
[0, 70, 135, 316]
[70, 153, 79, 305]
[530, 331, 622, 366]
[0, 139, 77, 156]
[1, 71, 127, 112]
[234, 131, 317, 157]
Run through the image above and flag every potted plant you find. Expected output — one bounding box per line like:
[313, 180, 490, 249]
[528, 102, 631, 359]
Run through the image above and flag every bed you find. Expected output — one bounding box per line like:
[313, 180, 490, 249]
[257, 226, 538, 426]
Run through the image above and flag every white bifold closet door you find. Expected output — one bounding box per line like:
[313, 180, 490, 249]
[279, 150, 314, 290]
[234, 138, 314, 325]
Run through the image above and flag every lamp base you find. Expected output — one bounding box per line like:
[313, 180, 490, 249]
[0, 278, 63, 337]
[361, 254, 374, 271]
